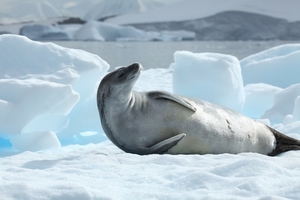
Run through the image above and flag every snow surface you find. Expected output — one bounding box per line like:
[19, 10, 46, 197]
[1, 142, 300, 200]
[1, 35, 300, 199]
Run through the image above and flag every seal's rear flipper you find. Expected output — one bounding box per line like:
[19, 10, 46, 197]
[268, 126, 300, 156]
[147, 133, 186, 154]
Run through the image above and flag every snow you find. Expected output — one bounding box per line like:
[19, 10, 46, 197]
[1, 143, 300, 200]
[1, 35, 300, 199]
[172, 51, 245, 112]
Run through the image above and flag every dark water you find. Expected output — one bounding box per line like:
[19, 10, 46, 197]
[53, 41, 299, 70]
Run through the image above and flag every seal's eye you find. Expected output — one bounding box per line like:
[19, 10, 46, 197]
[117, 72, 125, 79]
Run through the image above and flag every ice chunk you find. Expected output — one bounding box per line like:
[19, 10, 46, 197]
[242, 83, 282, 118]
[10, 131, 61, 151]
[0, 79, 79, 137]
[172, 51, 245, 112]
[262, 84, 300, 124]
[19, 24, 71, 40]
[277, 121, 300, 136]
[293, 96, 300, 121]
[241, 44, 300, 87]
[74, 21, 195, 41]
[134, 68, 173, 93]
[0, 35, 109, 79]
[0, 35, 109, 147]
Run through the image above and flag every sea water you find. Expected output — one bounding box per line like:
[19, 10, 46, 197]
[52, 40, 297, 70]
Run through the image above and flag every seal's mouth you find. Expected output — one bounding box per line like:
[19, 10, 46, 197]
[127, 63, 142, 80]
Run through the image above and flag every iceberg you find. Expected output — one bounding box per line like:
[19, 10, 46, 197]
[20, 24, 72, 40]
[74, 21, 195, 41]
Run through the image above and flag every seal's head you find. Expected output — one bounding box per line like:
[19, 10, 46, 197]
[98, 63, 142, 98]
[96, 63, 143, 152]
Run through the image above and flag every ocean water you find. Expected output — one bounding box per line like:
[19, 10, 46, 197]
[53, 40, 297, 70]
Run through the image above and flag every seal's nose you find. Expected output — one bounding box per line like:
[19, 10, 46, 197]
[128, 63, 142, 71]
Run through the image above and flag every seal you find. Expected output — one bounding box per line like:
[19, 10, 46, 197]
[97, 63, 300, 156]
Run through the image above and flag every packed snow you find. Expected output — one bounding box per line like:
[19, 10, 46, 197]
[1, 35, 300, 199]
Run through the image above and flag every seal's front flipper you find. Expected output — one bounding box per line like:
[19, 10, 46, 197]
[268, 126, 300, 156]
[147, 133, 186, 154]
[148, 91, 197, 112]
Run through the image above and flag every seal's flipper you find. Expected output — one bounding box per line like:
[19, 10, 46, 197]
[268, 126, 300, 156]
[148, 91, 197, 112]
[147, 133, 186, 154]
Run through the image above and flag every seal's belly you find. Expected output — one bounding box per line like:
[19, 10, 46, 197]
[165, 98, 276, 155]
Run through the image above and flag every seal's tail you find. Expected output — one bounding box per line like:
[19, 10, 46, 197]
[268, 126, 300, 156]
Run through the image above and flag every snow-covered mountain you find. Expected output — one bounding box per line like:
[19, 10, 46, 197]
[106, 0, 300, 24]
[0, 0, 101, 24]
[131, 11, 300, 40]
[1, 0, 299, 25]
[0, 0, 299, 41]
[0, 0, 176, 25]
[84, 0, 165, 21]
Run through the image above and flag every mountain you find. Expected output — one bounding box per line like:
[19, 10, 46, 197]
[129, 11, 300, 40]
[106, 0, 300, 24]
[0, 0, 175, 25]
[0, 0, 102, 24]
[0, 0, 299, 41]
[84, 0, 166, 21]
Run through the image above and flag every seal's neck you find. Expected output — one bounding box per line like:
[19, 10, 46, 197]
[109, 89, 135, 109]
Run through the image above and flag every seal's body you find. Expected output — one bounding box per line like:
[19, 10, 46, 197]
[97, 63, 300, 156]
